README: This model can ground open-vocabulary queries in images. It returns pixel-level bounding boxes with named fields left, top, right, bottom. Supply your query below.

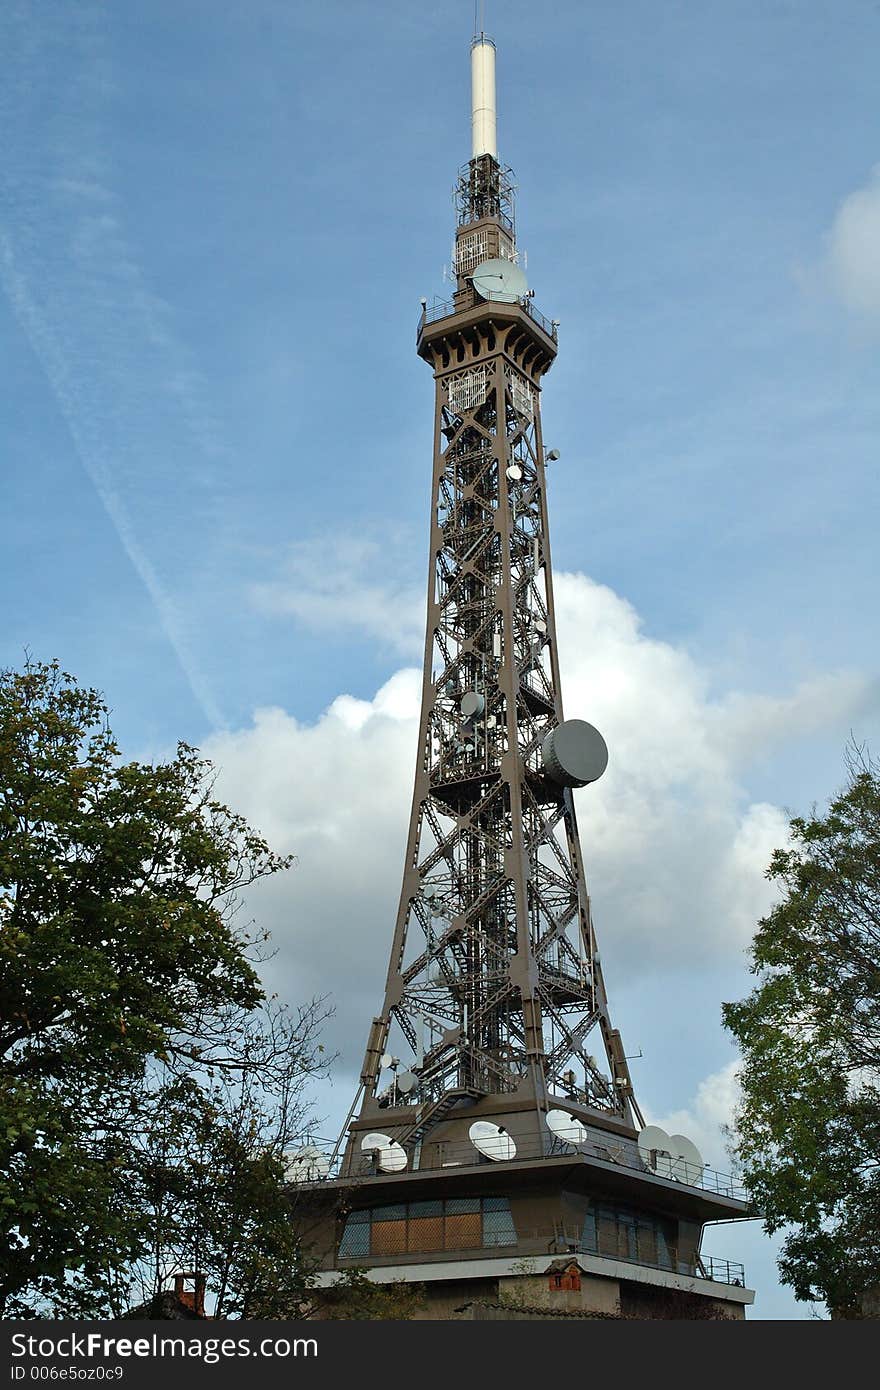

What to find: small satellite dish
left=361, top=1132, right=407, bottom=1173
left=546, top=449, right=561, bottom=461
left=396, top=1070, right=418, bottom=1095
left=460, top=691, right=485, bottom=721
left=545, top=1109, right=588, bottom=1147
left=283, top=1145, right=330, bottom=1182
left=541, top=720, right=609, bottom=788
left=533, top=618, right=547, bottom=635
left=379, top=1053, right=394, bottom=1070
left=469, top=1120, right=517, bottom=1162
left=506, top=463, right=523, bottom=482
left=470, top=257, right=529, bottom=304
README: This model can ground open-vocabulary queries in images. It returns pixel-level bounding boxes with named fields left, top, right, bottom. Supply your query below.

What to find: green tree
left=315, top=1267, right=425, bottom=1320
left=119, top=998, right=333, bottom=1320
left=723, top=750, right=880, bottom=1317
left=0, top=659, right=324, bottom=1317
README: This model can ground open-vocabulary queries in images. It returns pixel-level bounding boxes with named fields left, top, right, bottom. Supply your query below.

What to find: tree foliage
left=315, top=1267, right=425, bottom=1320
left=0, top=659, right=329, bottom=1318
left=723, top=749, right=880, bottom=1316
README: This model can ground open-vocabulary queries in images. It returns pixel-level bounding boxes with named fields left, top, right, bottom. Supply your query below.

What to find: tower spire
left=471, top=32, right=497, bottom=158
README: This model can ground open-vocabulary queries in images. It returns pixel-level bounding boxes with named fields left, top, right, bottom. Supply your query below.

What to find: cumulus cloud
left=650, top=1060, right=741, bottom=1171
left=249, top=533, right=425, bottom=657
left=203, top=571, right=867, bottom=1074
left=825, top=165, right=880, bottom=318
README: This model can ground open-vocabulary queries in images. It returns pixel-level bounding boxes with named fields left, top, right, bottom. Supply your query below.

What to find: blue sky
left=2, top=0, right=879, bottom=1318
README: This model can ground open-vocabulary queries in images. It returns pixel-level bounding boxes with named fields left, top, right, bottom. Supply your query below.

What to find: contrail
left=0, top=0, right=227, bottom=730
left=0, top=232, right=225, bottom=732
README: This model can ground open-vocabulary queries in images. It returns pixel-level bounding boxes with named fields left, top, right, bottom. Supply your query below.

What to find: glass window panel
left=371, top=1220, right=408, bottom=1256
left=409, top=1200, right=443, bottom=1217
left=444, top=1212, right=482, bottom=1249
left=637, top=1226, right=658, bottom=1266
left=445, top=1197, right=480, bottom=1214
left=597, top=1212, right=618, bottom=1258
left=581, top=1209, right=598, bottom=1253
left=339, top=1218, right=370, bottom=1257
left=372, top=1203, right=406, bottom=1222
left=481, top=1196, right=510, bottom=1212
left=407, top=1215, right=444, bottom=1252
left=482, top=1208, right=517, bottom=1246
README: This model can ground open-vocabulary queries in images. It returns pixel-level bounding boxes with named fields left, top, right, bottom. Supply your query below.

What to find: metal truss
left=356, top=299, right=642, bottom=1133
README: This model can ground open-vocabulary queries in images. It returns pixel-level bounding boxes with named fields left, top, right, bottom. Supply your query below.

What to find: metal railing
left=522, top=1227, right=746, bottom=1288
left=699, top=1256, right=747, bottom=1287
left=292, top=1129, right=747, bottom=1202
left=335, top=1217, right=746, bottom=1288
left=419, top=296, right=558, bottom=341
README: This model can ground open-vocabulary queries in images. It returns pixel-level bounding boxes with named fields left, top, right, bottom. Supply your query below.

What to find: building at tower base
left=293, top=1106, right=753, bottom=1319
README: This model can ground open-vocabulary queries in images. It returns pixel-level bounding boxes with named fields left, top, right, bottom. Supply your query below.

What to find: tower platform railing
left=334, top=1218, right=747, bottom=1288
left=291, top=1131, right=747, bottom=1202
left=419, top=295, right=559, bottom=341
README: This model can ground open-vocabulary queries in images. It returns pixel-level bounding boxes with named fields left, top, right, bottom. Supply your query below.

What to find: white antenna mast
left=471, top=11, right=497, bottom=159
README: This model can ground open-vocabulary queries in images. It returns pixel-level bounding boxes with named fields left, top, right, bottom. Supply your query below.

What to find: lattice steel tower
left=343, top=33, right=642, bottom=1151
left=298, top=30, right=754, bottom=1320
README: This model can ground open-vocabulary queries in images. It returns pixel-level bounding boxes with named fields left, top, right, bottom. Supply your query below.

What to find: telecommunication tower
left=294, top=30, right=755, bottom=1320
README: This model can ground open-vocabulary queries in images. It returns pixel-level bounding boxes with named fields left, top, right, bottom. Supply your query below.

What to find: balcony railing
left=290, top=1128, right=747, bottom=1202
left=520, top=1227, right=746, bottom=1288
left=419, top=296, right=558, bottom=341
left=335, top=1217, right=746, bottom=1289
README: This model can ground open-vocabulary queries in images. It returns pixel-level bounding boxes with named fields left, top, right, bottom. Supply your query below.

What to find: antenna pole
left=471, top=32, right=497, bottom=158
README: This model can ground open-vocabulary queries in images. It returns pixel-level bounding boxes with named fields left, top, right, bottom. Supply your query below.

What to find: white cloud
left=825, top=165, right=880, bottom=318
left=203, top=570, right=867, bottom=1072
left=650, top=1059, right=741, bottom=1171
left=250, top=533, right=424, bottom=656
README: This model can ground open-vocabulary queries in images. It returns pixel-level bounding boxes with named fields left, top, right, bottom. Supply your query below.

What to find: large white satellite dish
left=638, top=1125, right=703, bottom=1185
left=545, top=1109, right=588, bottom=1147
left=668, top=1133, right=703, bottom=1181
left=637, top=1125, right=675, bottom=1176
left=360, top=1132, right=407, bottom=1173
left=470, top=257, right=529, bottom=304
left=283, top=1145, right=330, bottom=1182
left=469, top=1120, right=517, bottom=1162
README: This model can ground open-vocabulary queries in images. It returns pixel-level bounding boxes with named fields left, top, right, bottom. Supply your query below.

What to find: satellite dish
left=541, top=720, right=609, bottom=788
left=470, top=257, right=529, bottom=304
left=637, top=1126, right=703, bottom=1184
left=668, top=1133, right=703, bottom=1181
left=545, top=1109, right=588, bottom=1147
left=283, top=1145, right=330, bottom=1182
left=379, top=1053, right=394, bottom=1070
left=506, top=463, right=523, bottom=482
left=361, top=1132, right=407, bottom=1173
left=637, top=1125, right=675, bottom=1176
left=469, top=1120, right=517, bottom=1162
left=396, top=1070, right=418, bottom=1095
left=460, top=691, right=485, bottom=721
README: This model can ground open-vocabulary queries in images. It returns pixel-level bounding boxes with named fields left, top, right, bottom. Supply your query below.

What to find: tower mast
left=295, top=29, right=755, bottom=1321
left=349, top=25, right=639, bottom=1146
